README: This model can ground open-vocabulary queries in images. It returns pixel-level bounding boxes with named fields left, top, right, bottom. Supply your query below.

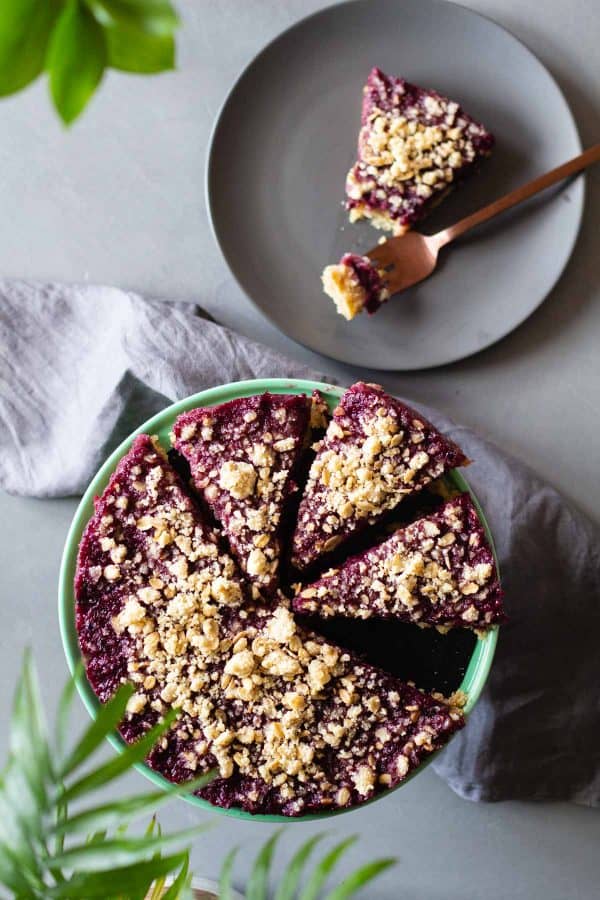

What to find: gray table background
left=1, top=0, right=599, bottom=897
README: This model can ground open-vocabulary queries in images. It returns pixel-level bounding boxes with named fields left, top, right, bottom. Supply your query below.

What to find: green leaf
left=323, top=859, right=396, bottom=900
left=87, top=0, right=179, bottom=36
left=45, top=852, right=189, bottom=898
left=106, top=21, right=175, bottom=72
left=10, top=649, right=52, bottom=814
left=247, top=830, right=282, bottom=900
left=52, top=774, right=214, bottom=837
left=47, top=0, right=107, bottom=125
left=0, top=0, right=61, bottom=96
left=86, top=829, right=108, bottom=845
left=143, top=875, right=167, bottom=900
left=218, top=846, right=239, bottom=900
left=298, top=837, right=358, bottom=900
left=55, top=662, right=83, bottom=761
left=161, top=852, right=191, bottom=899
left=60, top=708, right=177, bottom=804
left=0, top=840, right=41, bottom=895
left=274, top=833, right=327, bottom=900
left=0, top=760, right=43, bottom=853
left=59, top=682, right=133, bottom=778
left=50, top=824, right=207, bottom=870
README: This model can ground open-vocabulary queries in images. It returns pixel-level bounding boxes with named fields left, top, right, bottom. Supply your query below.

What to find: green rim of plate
left=58, top=378, right=499, bottom=822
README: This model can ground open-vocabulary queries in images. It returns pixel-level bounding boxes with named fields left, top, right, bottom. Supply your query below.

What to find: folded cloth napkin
left=1, top=280, right=598, bottom=807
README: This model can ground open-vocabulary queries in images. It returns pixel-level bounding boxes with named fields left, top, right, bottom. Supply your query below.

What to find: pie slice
left=196, top=607, right=465, bottom=815
left=322, top=253, right=390, bottom=320
left=75, top=434, right=246, bottom=702
left=294, top=493, right=505, bottom=633
left=346, top=67, right=494, bottom=235
left=112, top=595, right=465, bottom=816
left=291, top=382, right=468, bottom=570
left=172, top=392, right=325, bottom=596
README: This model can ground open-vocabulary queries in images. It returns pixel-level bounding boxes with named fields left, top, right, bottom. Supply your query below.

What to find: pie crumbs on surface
left=293, top=493, right=506, bottom=632
left=291, top=382, right=468, bottom=571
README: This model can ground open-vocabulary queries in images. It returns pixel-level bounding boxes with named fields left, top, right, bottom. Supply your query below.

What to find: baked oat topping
left=345, top=68, right=494, bottom=235
left=291, top=382, right=468, bottom=570
left=172, top=392, right=323, bottom=595
left=75, top=434, right=245, bottom=699
left=75, top=430, right=466, bottom=817
left=294, top=493, right=506, bottom=633
left=322, top=253, right=390, bottom=320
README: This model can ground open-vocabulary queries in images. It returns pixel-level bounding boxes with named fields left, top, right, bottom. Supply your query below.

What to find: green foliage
left=222, top=831, right=396, bottom=900
left=0, top=0, right=61, bottom=97
left=0, top=0, right=179, bottom=124
left=47, top=1, right=107, bottom=125
left=0, top=651, right=209, bottom=898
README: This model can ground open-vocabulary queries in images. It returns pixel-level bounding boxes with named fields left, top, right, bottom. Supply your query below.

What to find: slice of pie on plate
left=294, top=493, right=506, bottom=633
left=291, top=382, right=468, bottom=571
left=346, top=67, right=494, bottom=235
left=172, top=392, right=326, bottom=596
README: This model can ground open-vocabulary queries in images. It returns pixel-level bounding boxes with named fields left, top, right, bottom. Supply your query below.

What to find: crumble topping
left=291, top=382, right=468, bottom=570
left=294, top=493, right=506, bottom=632
left=346, top=68, right=494, bottom=234
left=75, top=430, right=466, bottom=817
left=117, top=593, right=463, bottom=811
left=322, top=253, right=390, bottom=320
left=172, top=393, right=322, bottom=594
left=219, top=460, right=257, bottom=500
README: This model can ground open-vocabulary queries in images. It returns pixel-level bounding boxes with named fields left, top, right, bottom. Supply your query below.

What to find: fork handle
left=436, top=142, right=600, bottom=248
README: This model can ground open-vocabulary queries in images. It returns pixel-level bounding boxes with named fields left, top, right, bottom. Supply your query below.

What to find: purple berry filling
left=291, top=382, right=468, bottom=571
left=342, top=253, right=389, bottom=315
left=294, top=493, right=506, bottom=632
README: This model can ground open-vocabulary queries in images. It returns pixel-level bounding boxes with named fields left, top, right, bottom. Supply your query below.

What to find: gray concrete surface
left=0, top=1, right=599, bottom=897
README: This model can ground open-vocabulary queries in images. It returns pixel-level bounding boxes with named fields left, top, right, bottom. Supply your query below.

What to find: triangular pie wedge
left=172, top=392, right=325, bottom=595
left=196, top=606, right=465, bottom=815
left=294, top=493, right=506, bottom=634
left=291, top=382, right=468, bottom=571
left=75, top=434, right=245, bottom=701
left=346, top=67, right=494, bottom=235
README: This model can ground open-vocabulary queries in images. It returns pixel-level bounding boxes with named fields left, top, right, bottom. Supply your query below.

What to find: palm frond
left=323, top=858, right=397, bottom=899
left=0, top=650, right=210, bottom=899
left=223, top=831, right=397, bottom=900
left=60, top=707, right=178, bottom=803
left=218, top=845, right=239, bottom=900
left=299, top=836, right=358, bottom=900
left=246, top=830, right=283, bottom=900
left=273, top=833, right=327, bottom=900
left=44, top=852, right=190, bottom=898
left=54, top=662, right=83, bottom=759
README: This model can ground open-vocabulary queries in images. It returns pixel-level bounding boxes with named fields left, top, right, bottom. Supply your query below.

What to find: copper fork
left=367, top=143, right=600, bottom=296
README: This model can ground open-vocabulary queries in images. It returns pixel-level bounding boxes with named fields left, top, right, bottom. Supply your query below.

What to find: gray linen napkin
left=1, top=280, right=598, bottom=807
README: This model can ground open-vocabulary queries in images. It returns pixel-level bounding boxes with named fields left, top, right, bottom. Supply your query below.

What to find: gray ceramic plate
left=206, top=0, right=584, bottom=370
